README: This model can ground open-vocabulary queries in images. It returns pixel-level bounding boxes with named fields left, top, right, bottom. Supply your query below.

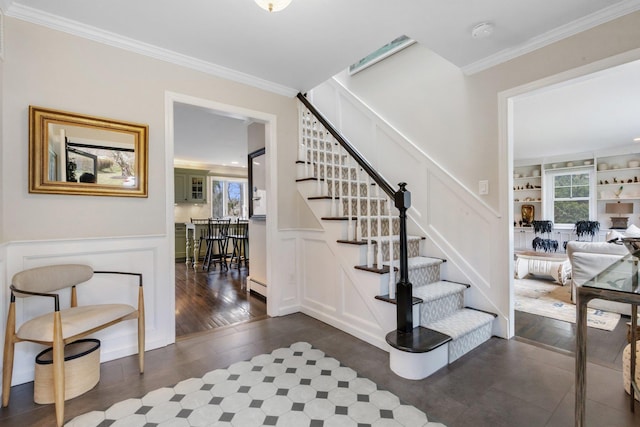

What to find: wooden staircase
left=296, top=93, right=496, bottom=379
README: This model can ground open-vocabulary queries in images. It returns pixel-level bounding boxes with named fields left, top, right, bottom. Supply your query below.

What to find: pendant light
left=254, top=0, right=292, bottom=12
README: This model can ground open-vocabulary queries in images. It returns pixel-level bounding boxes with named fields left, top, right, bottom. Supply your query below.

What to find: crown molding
left=5, top=3, right=298, bottom=97
left=462, top=0, right=640, bottom=75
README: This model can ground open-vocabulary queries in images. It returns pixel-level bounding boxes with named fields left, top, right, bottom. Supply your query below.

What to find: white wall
left=311, top=11, right=640, bottom=338
left=1, top=17, right=302, bottom=386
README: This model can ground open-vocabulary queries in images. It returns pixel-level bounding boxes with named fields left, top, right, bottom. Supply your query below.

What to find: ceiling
left=4, top=0, right=640, bottom=165
left=513, top=58, right=640, bottom=162
left=5, top=0, right=640, bottom=94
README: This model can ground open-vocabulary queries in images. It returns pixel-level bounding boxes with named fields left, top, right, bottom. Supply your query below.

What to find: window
left=545, top=168, right=595, bottom=226
left=211, top=178, right=248, bottom=218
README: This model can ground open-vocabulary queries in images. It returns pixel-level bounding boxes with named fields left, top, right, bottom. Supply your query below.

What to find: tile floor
left=1, top=313, right=639, bottom=427
left=66, top=342, right=442, bottom=426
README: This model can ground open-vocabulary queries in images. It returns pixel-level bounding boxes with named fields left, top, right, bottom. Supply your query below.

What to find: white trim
left=6, top=4, right=297, bottom=97
left=164, top=91, right=278, bottom=322
left=462, top=0, right=640, bottom=75
left=500, top=47, right=640, bottom=341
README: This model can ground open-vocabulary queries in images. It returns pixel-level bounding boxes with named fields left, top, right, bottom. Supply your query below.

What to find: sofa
left=566, top=240, right=632, bottom=315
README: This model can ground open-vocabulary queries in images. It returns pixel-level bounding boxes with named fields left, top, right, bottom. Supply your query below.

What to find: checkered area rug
left=66, top=342, right=445, bottom=427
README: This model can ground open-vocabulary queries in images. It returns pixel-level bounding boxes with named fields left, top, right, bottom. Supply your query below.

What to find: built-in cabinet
left=174, top=168, right=208, bottom=203
left=513, top=151, right=640, bottom=251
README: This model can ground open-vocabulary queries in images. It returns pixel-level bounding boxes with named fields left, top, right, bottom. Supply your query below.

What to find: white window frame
left=210, top=176, right=249, bottom=219
left=544, top=167, right=596, bottom=228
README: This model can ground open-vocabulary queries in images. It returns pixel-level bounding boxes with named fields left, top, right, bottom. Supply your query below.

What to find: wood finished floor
left=515, top=309, right=630, bottom=369
left=175, top=261, right=267, bottom=337
left=1, top=313, right=639, bottom=427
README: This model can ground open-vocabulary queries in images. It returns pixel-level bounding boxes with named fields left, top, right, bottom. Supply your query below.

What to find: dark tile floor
left=1, top=313, right=638, bottom=426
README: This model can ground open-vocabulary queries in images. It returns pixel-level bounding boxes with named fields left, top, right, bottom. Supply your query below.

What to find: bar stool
left=203, top=218, right=231, bottom=271
left=228, top=219, right=249, bottom=269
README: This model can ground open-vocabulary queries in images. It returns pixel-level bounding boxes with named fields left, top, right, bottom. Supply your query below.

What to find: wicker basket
left=34, top=339, right=100, bottom=404
left=622, top=343, right=640, bottom=401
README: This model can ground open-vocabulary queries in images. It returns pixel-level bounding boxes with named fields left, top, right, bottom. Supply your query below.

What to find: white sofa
left=566, top=240, right=632, bottom=315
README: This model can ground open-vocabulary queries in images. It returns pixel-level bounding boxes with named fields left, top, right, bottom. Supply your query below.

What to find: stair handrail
left=297, top=92, right=414, bottom=333
left=297, top=93, right=395, bottom=199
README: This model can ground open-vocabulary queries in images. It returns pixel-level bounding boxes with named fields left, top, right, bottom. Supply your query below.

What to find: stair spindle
left=315, top=121, right=322, bottom=196
left=366, top=174, right=373, bottom=268
left=329, top=135, right=337, bottom=217
left=346, top=149, right=354, bottom=240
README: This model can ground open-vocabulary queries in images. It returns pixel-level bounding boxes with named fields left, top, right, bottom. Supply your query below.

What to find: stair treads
left=373, top=235, right=424, bottom=243
left=425, top=309, right=495, bottom=340
left=387, top=256, right=444, bottom=269
left=412, top=281, right=466, bottom=303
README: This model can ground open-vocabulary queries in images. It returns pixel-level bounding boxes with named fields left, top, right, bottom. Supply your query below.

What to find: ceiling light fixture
left=471, top=22, right=494, bottom=39
left=254, top=0, right=292, bottom=12
left=634, top=137, right=640, bottom=142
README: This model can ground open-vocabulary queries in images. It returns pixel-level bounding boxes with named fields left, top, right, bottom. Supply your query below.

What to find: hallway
left=175, top=261, right=267, bottom=337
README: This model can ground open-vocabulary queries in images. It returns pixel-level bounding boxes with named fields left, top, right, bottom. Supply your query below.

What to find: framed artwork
left=348, top=35, right=416, bottom=75
left=248, top=148, right=266, bottom=219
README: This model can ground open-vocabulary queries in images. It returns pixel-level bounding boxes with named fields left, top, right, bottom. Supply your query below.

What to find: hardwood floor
left=175, top=261, right=267, bottom=337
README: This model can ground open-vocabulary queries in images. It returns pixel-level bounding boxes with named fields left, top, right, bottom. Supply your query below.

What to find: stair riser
left=328, top=181, right=375, bottom=198
left=304, top=151, right=347, bottom=165
left=360, top=217, right=400, bottom=237
left=447, top=323, right=492, bottom=362
left=341, top=199, right=388, bottom=217
left=419, top=293, right=464, bottom=325
left=407, top=264, right=441, bottom=288
left=374, top=239, right=420, bottom=262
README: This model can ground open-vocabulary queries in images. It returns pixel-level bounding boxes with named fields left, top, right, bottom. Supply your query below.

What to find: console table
left=575, top=252, right=639, bottom=426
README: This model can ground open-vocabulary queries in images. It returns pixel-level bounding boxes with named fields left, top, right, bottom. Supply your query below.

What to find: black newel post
left=394, top=182, right=413, bottom=333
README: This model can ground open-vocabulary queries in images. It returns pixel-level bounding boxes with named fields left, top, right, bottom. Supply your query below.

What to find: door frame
left=499, top=48, right=640, bottom=336
left=164, top=91, right=278, bottom=341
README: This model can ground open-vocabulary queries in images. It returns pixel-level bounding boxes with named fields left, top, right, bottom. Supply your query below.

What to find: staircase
left=296, top=93, right=496, bottom=379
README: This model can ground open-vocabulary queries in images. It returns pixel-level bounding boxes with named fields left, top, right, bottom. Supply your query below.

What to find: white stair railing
left=298, top=102, right=402, bottom=292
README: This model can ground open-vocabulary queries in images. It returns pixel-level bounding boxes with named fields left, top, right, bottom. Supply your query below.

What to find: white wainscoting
left=1, top=235, right=173, bottom=386
left=298, top=232, right=392, bottom=351
left=308, top=80, right=510, bottom=338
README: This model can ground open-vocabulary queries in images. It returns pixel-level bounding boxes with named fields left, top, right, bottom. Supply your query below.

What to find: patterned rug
left=515, top=278, right=620, bottom=331
left=66, top=342, right=445, bottom=427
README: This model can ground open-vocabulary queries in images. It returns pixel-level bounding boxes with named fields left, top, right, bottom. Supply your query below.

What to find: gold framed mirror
left=29, top=106, right=149, bottom=197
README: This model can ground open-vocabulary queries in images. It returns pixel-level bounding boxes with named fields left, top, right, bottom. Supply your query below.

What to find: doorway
left=504, top=52, right=640, bottom=360
left=165, top=92, right=275, bottom=339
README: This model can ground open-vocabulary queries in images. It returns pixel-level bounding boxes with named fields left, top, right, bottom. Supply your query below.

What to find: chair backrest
left=12, top=264, right=94, bottom=296
left=230, top=219, right=249, bottom=238
left=206, top=218, right=231, bottom=239
left=190, top=218, right=210, bottom=225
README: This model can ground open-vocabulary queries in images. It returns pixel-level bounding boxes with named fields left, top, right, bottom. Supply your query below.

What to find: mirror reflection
left=30, top=106, right=148, bottom=197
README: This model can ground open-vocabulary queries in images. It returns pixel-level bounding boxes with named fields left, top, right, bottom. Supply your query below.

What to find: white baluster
left=329, top=136, right=336, bottom=217
left=366, top=175, right=373, bottom=268
left=303, top=111, right=310, bottom=177
left=346, top=148, right=353, bottom=240
left=315, top=121, right=322, bottom=196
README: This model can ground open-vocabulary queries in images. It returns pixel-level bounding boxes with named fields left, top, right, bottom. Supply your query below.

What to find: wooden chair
left=203, top=218, right=231, bottom=271
left=228, top=219, right=249, bottom=269
left=2, top=264, right=145, bottom=427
